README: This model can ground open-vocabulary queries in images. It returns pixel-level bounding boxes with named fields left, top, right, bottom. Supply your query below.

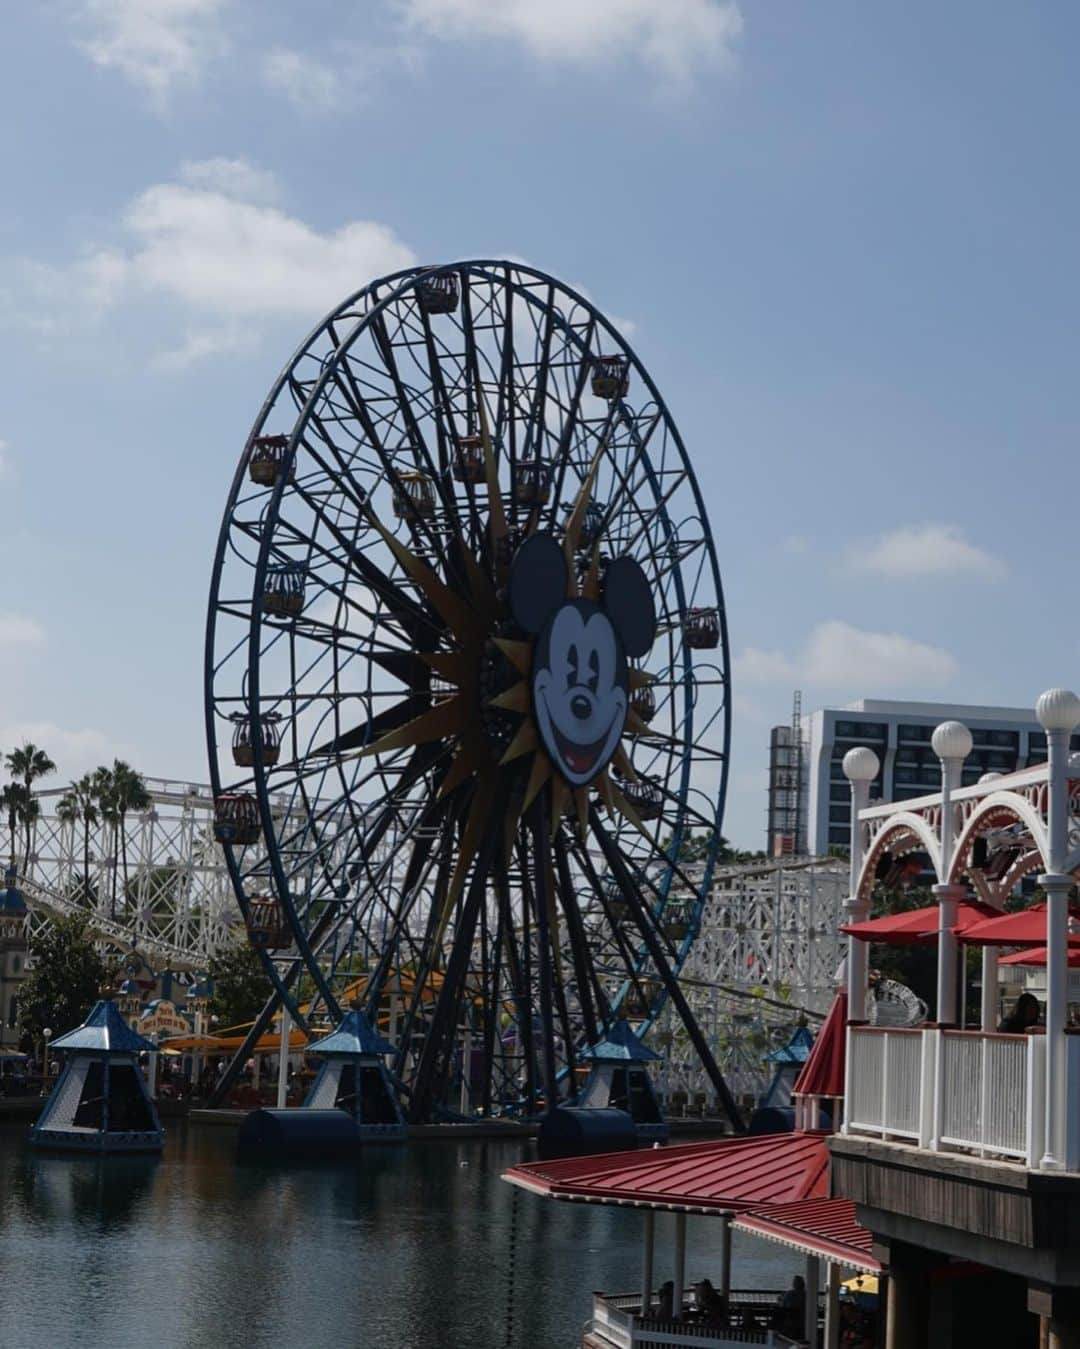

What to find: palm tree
left=70, top=774, right=100, bottom=907
left=5, top=743, right=56, bottom=864
left=108, top=761, right=151, bottom=916
left=0, top=783, right=27, bottom=871
left=94, top=767, right=120, bottom=918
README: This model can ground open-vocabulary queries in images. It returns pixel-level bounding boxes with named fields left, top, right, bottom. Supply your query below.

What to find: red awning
left=841, top=899, right=999, bottom=946
left=999, top=945, right=1080, bottom=968
left=734, top=1197, right=880, bottom=1273
left=961, top=902, right=1080, bottom=947
left=501, top=1131, right=829, bottom=1215
left=793, top=992, right=846, bottom=1099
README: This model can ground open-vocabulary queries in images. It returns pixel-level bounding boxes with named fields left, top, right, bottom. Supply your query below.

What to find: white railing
left=845, top=1026, right=1047, bottom=1166
left=846, top=1027, right=922, bottom=1139
left=588, top=1294, right=799, bottom=1348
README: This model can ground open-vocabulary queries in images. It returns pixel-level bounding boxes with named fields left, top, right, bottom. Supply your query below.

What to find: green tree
left=208, top=943, right=272, bottom=1028
left=5, top=743, right=55, bottom=865
left=108, top=761, right=151, bottom=915
left=0, top=783, right=28, bottom=870
left=67, top=774, right=101, bottom=906
left=18, top=914, right=109, bottom=1049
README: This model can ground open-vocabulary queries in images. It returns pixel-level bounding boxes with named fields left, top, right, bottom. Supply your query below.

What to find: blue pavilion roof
left=308, top=1008, right=394, bottom=1058
left=583, top=1019, right=661, bottom=1063
left=765, top=1024, right=815, bottom=1064
left=51, top=999, right=158, bottom=1054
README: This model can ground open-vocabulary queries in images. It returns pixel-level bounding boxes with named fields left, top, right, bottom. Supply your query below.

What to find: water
left=0, top=1122, right=801, bottom=1349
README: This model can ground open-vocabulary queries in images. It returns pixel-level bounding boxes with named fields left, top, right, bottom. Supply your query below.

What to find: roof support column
left=719, top=1212, right=732, bottom=1301
left=1036, top=688, right=1080, bottom=1172
left=672, top=1212, right=686, bottom=1321
left=804, top=1254, right=820, bottom=1348
left=932, top=884, right=964, bottom=1026
left=842, top=748, right=879, bottom=1024
left=824, top=1262, right=841, bottom=1349
left=932, top=720, right=972, bottom=1028
left=981, top=945, right=1000, bottom=1032
left=640, top=1209, right=655, bottom=1317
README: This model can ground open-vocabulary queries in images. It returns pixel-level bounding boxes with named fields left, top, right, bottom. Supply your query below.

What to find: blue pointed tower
left=237, top=1004, right=405, bottom=1155
left=578, top=1020, right=668, bottom=1143
left=31, top=997, right=164, bottom=1152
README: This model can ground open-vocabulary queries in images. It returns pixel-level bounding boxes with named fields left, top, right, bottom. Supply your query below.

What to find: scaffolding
left=766, top=690, right=807, bottom=857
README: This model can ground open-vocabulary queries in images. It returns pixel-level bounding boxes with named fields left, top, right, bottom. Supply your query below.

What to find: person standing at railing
left=998, top=992, right=1041, bottom=1034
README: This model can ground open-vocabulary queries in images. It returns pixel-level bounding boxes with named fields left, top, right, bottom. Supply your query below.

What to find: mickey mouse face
left=509, top=535, right=656, bottom=788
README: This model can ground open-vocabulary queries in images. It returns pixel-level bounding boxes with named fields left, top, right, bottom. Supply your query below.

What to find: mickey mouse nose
left=570, top=693, right=591, bottom=721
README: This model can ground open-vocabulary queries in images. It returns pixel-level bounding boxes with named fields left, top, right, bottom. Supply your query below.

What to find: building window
left=835, top=721, right=887, bottom=742
left=898, top=724, right=934, bottom=743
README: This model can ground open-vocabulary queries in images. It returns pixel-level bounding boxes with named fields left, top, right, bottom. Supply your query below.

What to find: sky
left=1, top=1, right=1078, bottom=849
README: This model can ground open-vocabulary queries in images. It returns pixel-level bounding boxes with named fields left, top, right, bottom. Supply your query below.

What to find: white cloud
left=740, top=619, right=956, bottom=693
left=0, top=615, right=46, bottom=648
left=4, top=159, right=417, bottom=363
left=0, top=439, right=8, bottom=478
left=262, top=48, right=344, bottom=113
left=74, top=0, right=229, bottom=100
left=398, top=0, right=742, bottom=86
left=261, top=43, right=424, bottom=115
left=178, top=157, right=280, bottom=205
left=859, top=524, right=1006, bottom=581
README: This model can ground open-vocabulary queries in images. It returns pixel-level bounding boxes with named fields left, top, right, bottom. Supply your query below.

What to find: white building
left=803, top=698, right=1080, bottom=856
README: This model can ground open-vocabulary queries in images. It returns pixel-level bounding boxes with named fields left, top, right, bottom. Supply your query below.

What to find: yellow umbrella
left=841, top=1274, right=879, bottom=1298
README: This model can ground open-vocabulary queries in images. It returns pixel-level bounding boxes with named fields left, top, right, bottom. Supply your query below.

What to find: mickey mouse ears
left=508, top=535, right=567, bottom=633
left=508, top=532, right=656, bottom=657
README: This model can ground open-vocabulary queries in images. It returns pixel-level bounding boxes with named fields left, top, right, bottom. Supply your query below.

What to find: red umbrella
left=793, top=991, right=847, bottom=1099
left=998, top=946, right=1080, bottom=968
left=841, top=899, right=1000, bottom=946
left=960, top=902, right=1080, bottom=947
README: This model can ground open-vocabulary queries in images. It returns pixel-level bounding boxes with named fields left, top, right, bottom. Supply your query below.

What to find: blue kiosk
left=31, top=997, right=164, bottom=1153
left=237, top=1005, right=406, bottom=1155
left=578, top=1020, right=668, bottom=1143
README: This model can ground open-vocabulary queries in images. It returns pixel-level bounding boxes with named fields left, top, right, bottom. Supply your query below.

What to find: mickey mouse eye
left=587, top=649, right=599, bottom=693
left=567, top=643, right=579, bottom=688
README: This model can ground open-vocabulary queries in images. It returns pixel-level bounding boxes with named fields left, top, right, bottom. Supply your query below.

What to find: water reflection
left=0, top=1124, right=800, bottom=1349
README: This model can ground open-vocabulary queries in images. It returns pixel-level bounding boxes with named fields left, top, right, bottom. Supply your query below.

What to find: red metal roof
left=793, top=991, right=846, bottom=1099
left=501, top=1131, right=829, bottom=1214
left=734, top=1197, right=880, bottom=1273
left=841, top=899, right=998, bottom=945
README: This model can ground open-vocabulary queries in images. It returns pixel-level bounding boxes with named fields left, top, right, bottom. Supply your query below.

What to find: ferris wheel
left=205, top=260, right=733, bottom=1122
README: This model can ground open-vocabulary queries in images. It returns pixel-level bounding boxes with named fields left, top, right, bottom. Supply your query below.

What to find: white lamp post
left=842, top=746, right=880, bottom=1023
left=41, top=1027, right=52, bottom=1095
left=931, top=720, right=973, bottom=1027
left=1035, top=688, right=1080, bottom=1170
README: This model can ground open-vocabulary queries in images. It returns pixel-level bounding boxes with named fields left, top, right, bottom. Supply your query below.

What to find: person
left=695, top=1279, right=728, bottom=1328
left=999, top=992, right=1041, bottom=1033
left=774, top=1275, right=806, bottom=1336
left=655, top=1281, right=675, bottom=1321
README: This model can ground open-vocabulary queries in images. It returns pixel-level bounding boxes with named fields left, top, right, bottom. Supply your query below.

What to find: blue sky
left=1, top=1, right=1078, bottom=847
